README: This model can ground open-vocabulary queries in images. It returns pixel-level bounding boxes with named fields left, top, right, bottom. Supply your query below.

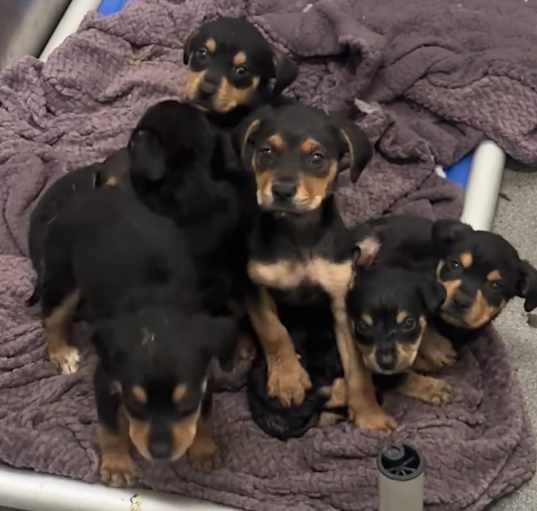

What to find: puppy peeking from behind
left=183, top=16, right=298, bottom=127
left=236, top=102, right=401, bottom=432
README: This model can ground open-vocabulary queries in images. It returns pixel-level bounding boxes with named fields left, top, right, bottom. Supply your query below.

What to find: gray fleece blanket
left=0, top=0, right=536, bottom=509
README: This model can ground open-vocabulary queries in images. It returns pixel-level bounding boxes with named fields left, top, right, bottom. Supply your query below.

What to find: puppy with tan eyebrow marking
left=183, top=16, right=298, bottom=128
left=346, top=266, right=453, bottom=406
left=236, top=103, right=397, bottom=432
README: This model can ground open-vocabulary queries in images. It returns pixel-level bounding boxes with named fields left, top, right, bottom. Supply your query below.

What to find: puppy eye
left=234, top=65, right=249, bottom=77
left=310, top=152, right=325, bottom=166
left=355, top=319, right=371, bottom=334
left=489, top=280, right=503, bottom=290
left=446, top=259, right=461, bottom=272
left=195, top=47, right=208, bottom=60
left=401, top=317, right=417, bottom=331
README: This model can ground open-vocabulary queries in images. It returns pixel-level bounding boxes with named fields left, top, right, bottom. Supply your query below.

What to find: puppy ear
left=233, top=117, right=262, bottom=169
left=353, top=234, right=381, bottom=269
left=128, top=129, right=167, bottom=182
left=420, top=279, right=447, bottom=313
left=182, top=30, right=198, bottom=65
left=202, top=316, right=239, bottom=372
left=432, top=219, right=473, bottom=248
left=335, top=119, right=372, bottom=183
left=518, top=259, right=537, bottom=312
left=271, top=50, right=298, bottom=96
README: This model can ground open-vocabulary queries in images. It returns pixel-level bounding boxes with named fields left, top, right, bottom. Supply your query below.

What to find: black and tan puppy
left=236, top=103, right=397, bottom=431
left=363, top=215, right=537, bottom=367
left=346, top=266, right=453, bottom=406
left=183, top=16, right=298, bottom=127
left=39, top=184, right=236, bottom=486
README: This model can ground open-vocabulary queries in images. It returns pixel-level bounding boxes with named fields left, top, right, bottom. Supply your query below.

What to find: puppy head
left=346, top=267, right=445, bottom=375
left=235, top=104, right=372, bottom=214
left=93, top=308, right=237, bottom=462
left=128, top=100, right=215, bottom=184
left=183, top=17, right=297, bottom=114
left=433, top=220, right=537, bottom=329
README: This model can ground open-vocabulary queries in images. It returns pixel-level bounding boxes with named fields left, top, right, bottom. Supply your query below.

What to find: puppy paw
left=417, top=377, right=453, bottom=405
left=49, top=345, right=80, bottom=375
left=350, top=403, right=397, bottom=432
left=267, top=357, right=312, bottom=407
left=419, top=332, right=457, bottom=371
left=188, top=438, right=222, bottom=472
left=425, top=341, right=457, bottom=369
left=100, top=453, right=140, bottom=488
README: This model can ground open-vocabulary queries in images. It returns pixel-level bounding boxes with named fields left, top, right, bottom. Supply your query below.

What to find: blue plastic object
left=445, top=152, right=473, bottom=188
left=98, top=0, right=126, bottom=15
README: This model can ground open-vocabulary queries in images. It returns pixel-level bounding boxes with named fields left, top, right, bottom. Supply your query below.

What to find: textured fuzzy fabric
left=0, top=0, right=535, bottom=509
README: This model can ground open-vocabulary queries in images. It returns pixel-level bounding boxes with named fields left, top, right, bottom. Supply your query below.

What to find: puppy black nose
left=376, top=350, right=396, bottom=371
left=199, top=79, right=219, bottom=96
left=272, top=182, right=297, bottom=201
left=452, top=292, right=473, bottom=310
left=149, top=439, right=172, bottom=460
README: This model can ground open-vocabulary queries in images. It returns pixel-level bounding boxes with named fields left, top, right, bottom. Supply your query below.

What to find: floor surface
left=488, top=167, right=537, bottom=510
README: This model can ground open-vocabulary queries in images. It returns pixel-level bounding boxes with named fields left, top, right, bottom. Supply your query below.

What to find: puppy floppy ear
left=128, top=129, right=167, bottom=182
left=517, top=259, right=537, bottom=312
left=420, top=279, right=447, bottom=314
left=335, top=119, right=372, bottom=183
left=353, top=234, right=381, bottom=269
left=432, top=219, right=473, bottom=248
left=271, top=50, right=298, bottom=97
left=233, top=117, right=262, bottom=169
left=201, top=316, right=239, bottom=372
left=182, top=30, right=198, bottom=65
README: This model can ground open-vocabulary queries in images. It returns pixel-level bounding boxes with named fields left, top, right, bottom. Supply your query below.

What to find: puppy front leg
left=396, top=371, right=453, bottom=405
left=42, top=287, right=81, bottom=375
left=94, top=364, right=140, bottom=488
left=246, top=287, right=311, bottom=407
left=188, top=388, right=222, bottom=471
left=332, top=303, right=396, bottom=431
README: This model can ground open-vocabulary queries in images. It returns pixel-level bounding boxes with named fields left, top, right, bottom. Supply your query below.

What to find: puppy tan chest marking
left=248, top=258, right=352, bottom=297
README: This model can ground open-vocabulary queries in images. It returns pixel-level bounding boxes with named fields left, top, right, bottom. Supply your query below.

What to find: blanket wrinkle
left=0, top=0, right=534, bottom=509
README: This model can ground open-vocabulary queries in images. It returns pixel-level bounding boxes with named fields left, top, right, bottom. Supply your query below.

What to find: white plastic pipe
left=39, top=0, right=102, bottom=61
left=0, top=465, right=233, bottom=511
left=460, top=140, right=506, bottom=231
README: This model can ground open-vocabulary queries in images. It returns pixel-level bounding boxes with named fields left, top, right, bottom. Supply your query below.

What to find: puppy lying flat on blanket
left=363, top=215, right=537, bottom=369
left=236, top=102, right=400, bottom=431
left=183, top=16, right=298, bottom=128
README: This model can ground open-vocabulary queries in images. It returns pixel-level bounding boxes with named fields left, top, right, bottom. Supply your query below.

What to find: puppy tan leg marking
left=397, top=371, right=453, bottom=405
left=418, top=327, right=457, bottom=371
left=98, top=412, right=140, bottom=488
left=44, top=290, right=81, bottom=374
left=247, top=288, right=311, bottom=407
left=188, top=415, right=221, bottom=472
left=323, top=378, right=348, bottom=408
left=332, top=301, right=396, bottom=431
